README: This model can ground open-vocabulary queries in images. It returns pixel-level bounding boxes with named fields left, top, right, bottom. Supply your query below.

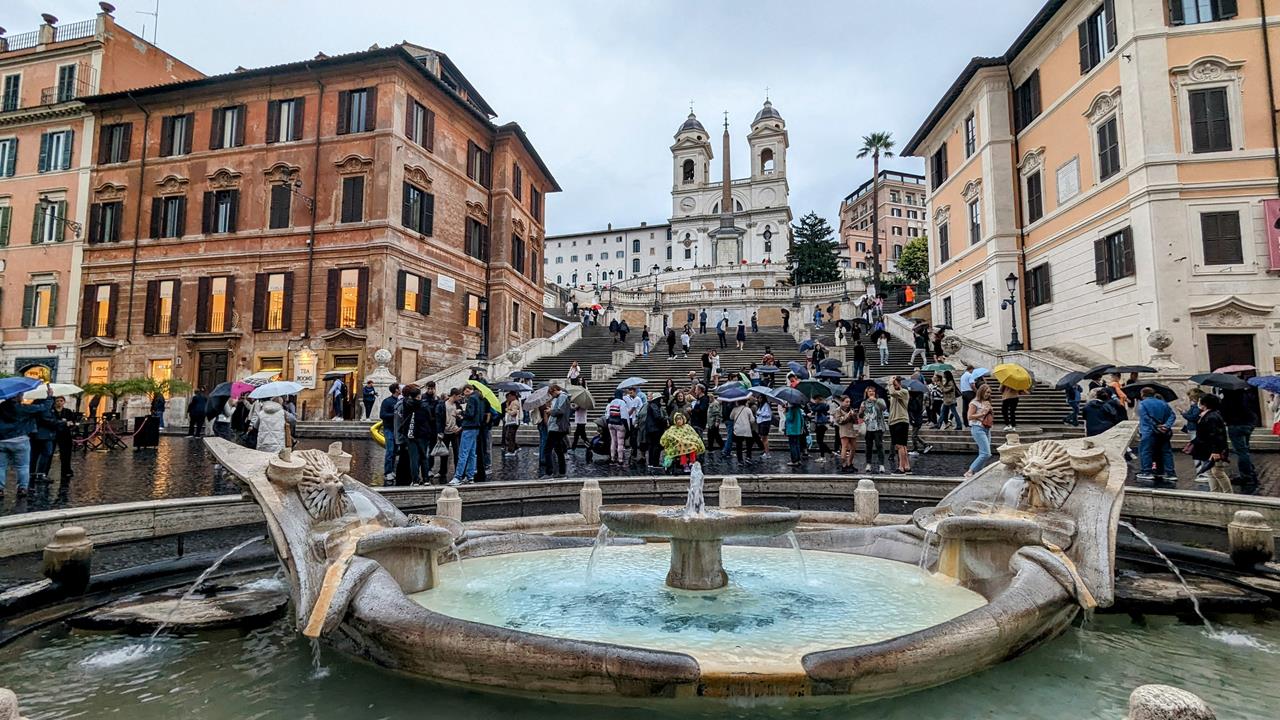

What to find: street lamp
left=594, top=263, right=601, bottom=298
left=650, top=264, right=661, bottom=313
left=38, top=196, right=81, bottom=239
left=476, top=296, right=490, bottom=360
left=606, top=283, right=615, bottom=312
left=1000, top=272, right=1023, bottom=351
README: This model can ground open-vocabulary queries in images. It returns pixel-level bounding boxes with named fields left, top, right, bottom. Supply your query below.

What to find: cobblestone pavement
left=0, top=433, right=1274, bottom=515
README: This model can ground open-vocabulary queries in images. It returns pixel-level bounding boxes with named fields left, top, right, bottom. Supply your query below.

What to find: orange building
left=79, top=43, right=557, bottom=419
left=0, top=6, right=200, bottom=383
left=838, top=170, right=927, bottom=273
left=904, top=0, right=1280, bottom=373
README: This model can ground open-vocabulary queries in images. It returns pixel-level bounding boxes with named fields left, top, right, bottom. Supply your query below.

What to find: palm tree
left=856, top=132, right=896, bottom=291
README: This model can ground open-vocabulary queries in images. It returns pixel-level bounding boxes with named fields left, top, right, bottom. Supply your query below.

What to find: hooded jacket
left=251, top=400, right=290, bottom=454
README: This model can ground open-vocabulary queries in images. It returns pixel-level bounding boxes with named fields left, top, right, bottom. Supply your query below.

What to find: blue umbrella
left=799, top=339, right=816, bottom=351
left=757, top=365, right=780, bottom=374
left=817, top=369, right=843, bottom=380
left=0, top=376, right=42, bottom=402
left=904, top=379, right=928, bottom=393
left=971, top=367, right=991, bottom=381
left=749, top=386, right=775, bottom=399
left=716, top=385, right=750, bottom=402
left=773, top=387, right=808, bottom=406
left=787, top=361, right=810, bottom=380
left=1247, top=376, right=1280, bottom=394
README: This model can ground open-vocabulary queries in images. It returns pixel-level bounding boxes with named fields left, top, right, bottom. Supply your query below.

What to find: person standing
left=1082, top=388, right=1121, bottom=437
left=858, top=387, right=887, bottom=473
left=150, top=392, right=167, bottom=430
left=1220, top=386, right=1259, bottom=493
left=420, top=382, right=445, bottom=485
left=1000, top=383, right=1026, bottom=431
left=689, top=385, right=709, bottom=437
left=547, top=384, right=571, bottom=478
left=450, top=386, right=483, bottom=486
left=877, top=333, right=890, bottom=366
left=329, top=376, right=346, bottom=421
left=361, top=380, right=377, bottom=420
left=705, top=395, right=723, bottom=451
left=250, top=398, right=293, bottom=455
left=716, top=318, right=728, bottom=349
left=1190, top=393, right=1233, bottom=493
left=535, top=401, right=552, bottom=478
left=605, top=397, right=628, bottom=465
left=1062, top=382, right=1082, bottom=427
left=781, top=309, right=791, bottom=334
left=699, top=309, right=708, bottom=334
left=735, top=321, right=746, bottom=351
left=641, top=327, right=651, bottom=358
left=887, top=377, right=911, bottom=474
left=680, top=328, right=691, bottom=357
left=959, top=364, right=975, bottom=421
left=784, top=401, right=806, bottom=467
left=813, top=305, right=824, bottom=329
left=212, top=397, right=234, bottom=441
left=567, top=361, right=581, bottom=387
left=666, top=328, right=677, bottom=360
left=438, top=388, right=462, bottom=484
left=835, top=395, right=859, bottom=470
left=1136, top=387, right=1176, bottom=484
left=379, top=383, right=401, bottom=483
left=909, top=324, right=928, bottom=367
left=0, top=388, right=52, bottom=499
left=907, top=381, right=930, bottom=456
left=29, top=402, right=58, bottom=482
left=622, top=387, right=644, bottom=463
left=52, top=397, right=77, bottom=481
left=188, top=388, right=209, bottom=437
left=502, top=391, right=521, bottom=457
left=750, top=311, right=759, bottom=333
left=395, top=385, right=424, bottom=486
left=728, top=400, right=754, bottom=462
left=965, top=385, right=994, bottom=478
left=811, top=396, right=832, bottom=463
left=571, top=400, right=590, bottom=453
left=643, top=393, right=669, bottom=469
left=934, top=371, right=961, bottom=430
left=852, top=341, right=866, bottom=380
left=701, top=351, right=715, bottom=387
left=754, top=399, right=774, bottom=458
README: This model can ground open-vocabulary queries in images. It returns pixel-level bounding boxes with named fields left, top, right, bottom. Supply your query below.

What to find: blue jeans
left=968, top=425, right=991, bottom=474
left=879, top=347, right=889, bottom=364
left=454, top=429, right=479, bottom=481
left=787, top=434, right=804, bottom=463
left=1138, top=432, right=1175, bottom=478
left=0, top=437, right=32, bottom=492
left=1227, top=425, right=1256, bottom=482
left=853, top=360, right=865, bottom=379
left=383, top=435, right=398, bottom=476
left=642, top=340, right=650, bottom=357
left=935, top=403, right=961, bottom=429
left=1064, top=398, right=1080, bottom=425
left=721, top=430, right=734, bottom=459
left=537, top=424, right=551, bottom=475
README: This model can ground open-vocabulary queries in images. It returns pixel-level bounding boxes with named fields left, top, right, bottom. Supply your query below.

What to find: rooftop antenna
left=136, top=0, right=159, bottom=44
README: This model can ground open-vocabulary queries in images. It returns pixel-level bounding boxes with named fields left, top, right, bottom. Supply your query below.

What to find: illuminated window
left=95, top=284, right=111, bottom=336
left=86, top=359, right=108, bottom=387
left=466, top=294, right=481, bottom=328
left=403, top=273, right=420, bottom=311
left=210, top=277, right=228, bottom=333
left=22, top=281, right=57, bottom=328
left=266, top=273, right=286, bottom=330
left=149, top=359, right=173, bottom=392
left=339, top=268, right=360, bottom=328
left=156, top=280, right=174, bottom=332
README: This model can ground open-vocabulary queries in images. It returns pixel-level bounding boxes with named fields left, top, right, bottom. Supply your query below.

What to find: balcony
left=40, top=75, right=95, bottom=105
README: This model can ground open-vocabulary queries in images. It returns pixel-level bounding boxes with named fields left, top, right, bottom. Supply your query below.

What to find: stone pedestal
left=854, top=479, right=879, bottom=524
left=579, top=479, right=602, bottom=524
left=718, top=477, right=741, bottom=508
left=366, top=348, right=398, bottom=412
left=42, top=526, right=93, bottom=595
left=0, top=688, right=29, bottom=720
left=1227, top=510, right=1274, bottom=568
left=667, top=539, right=728, bottom=591
left=327, top=442, right=352, bottom=474
left=436, top=487, right=462, bottom=521
left=1127, top=684, right=1215, bottom=720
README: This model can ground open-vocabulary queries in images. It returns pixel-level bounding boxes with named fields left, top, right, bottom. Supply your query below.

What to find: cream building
left=903, top=0, right=1280, bottom=374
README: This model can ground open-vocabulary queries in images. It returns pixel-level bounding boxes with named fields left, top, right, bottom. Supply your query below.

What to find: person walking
left=394, top=385, right=424, bottom=486
left=754, top=399, right=774, bottom=458
left=0, top=387, right=52, bottom=499
left=751, top=311, right=759, bottom=333
left=666, top=328, right=677, bottom=359
left=1000, top=383, right=1026, bottom=431
left=784, top=401, right=806, bottom=467
left=835, top=395, right=860, bottom=470
left=934, top=371, right=961, bottom=430
left=643, top=393, right=670, bottom=469
left=567, top=361, right=581, bottom=387
left=329, top=376, right=346, bottom=420
left=502, top=391, right=521, bottom=456
left=1190, top=393, right=1232, bottom=493
left=716, top=318, right=728, bottom=349
left=641, top=327, right=651, bottom=358
left=250, top=398, right=291, bottom=455
left=699, top=309, right=708, bottom=334
left=907, top=381, right=931, bottom=456
left=438, top=388, right=462, bottom=484
left=605, top=397, right=628, bottom=465
left=887, top=377, right=911, bottom=474
left=450, top=385, right=483, bottom=485
left=852, top=341, right=866, bottom=380
left=877, top=333, right=890, bottom=366
left=379, top=383, right=401, bottom=484
left=546, top=384, right=571, bottom=478
left=188, top=388, right=209, bottom=437
left=735, top=321, right=746, bottom=351
left=1136, top=387, right=1176, bottom=484
left=680, top=329, right=691, bottom=357
left=29, top=402, right=58, bottom=482
left=1062, top=382, right=1082, bottom=427
left=618, top=320, right=630, bottom=345
left=959, top=364, right=976, bottom=421
left=1221, top=385, right=1259, bottom=493
left=811, top=396, right=832, bottom=463
left=609, top=317, right=620, bottom=343
left=728, top=399, right=754, bottom=463
left=858, top=386, right=888, bottom=473
left=781, top=309, right=791, bottom=334
left=571, top=401, right=590, bottom=455
left=909, top=324, right=928, bottom=367
left=965, top=385, right=995, bottom=478
left=361, top=380, right=377, bottom=420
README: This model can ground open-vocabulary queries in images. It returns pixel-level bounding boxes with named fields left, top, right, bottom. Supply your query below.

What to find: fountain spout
left=685, top=463, right=706, bottom=515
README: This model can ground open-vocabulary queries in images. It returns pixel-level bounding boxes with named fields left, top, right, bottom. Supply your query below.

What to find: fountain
left=598, top=463, right=799, bottom=590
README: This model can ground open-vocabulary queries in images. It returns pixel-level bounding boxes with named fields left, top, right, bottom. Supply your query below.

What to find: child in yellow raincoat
left=660, top=412, right=705, bottom=474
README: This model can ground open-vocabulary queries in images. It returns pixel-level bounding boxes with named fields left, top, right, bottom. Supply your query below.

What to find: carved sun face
left=1018, top=440, right=1076, bottom=511
left=295, top=449, right=351, bottom=522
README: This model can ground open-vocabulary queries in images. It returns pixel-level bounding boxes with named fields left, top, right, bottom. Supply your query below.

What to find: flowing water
left=784, top=530, right=808, bottom=586
left=584, top=525, right=611, bottom=583
left=146, top=536, right=264, bottom=646
left=446, top=541, right=467, bottom=583
left=996, top=476, right=1026, bottom=509
left=1118, top=521, right=1212, bottom=630
left=308, top=638, right=330, bottom=680
left=685, top=462, right=705, bottom=515
left=917, top=530, right=935, bottom=571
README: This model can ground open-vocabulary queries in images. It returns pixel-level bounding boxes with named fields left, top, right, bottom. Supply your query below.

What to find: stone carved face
left=1017, top=440, right=1076, bottom=511
left=295, top=449, right=352, bottom=522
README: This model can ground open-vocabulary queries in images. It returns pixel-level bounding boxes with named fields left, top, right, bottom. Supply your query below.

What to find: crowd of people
left=0, top=387, right=77, bottom=499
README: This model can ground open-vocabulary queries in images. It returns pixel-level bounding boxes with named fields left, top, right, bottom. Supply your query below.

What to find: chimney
left=607, top=223, right=612, bottom=231
left=0, top=28, right=7, bottom=54
left=640, top=221, right=647, bottom=227
left=39, top=14, right=57, bottom=45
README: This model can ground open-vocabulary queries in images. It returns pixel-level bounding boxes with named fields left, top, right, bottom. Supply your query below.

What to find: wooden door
left=198, top=351, right=229, bottom=392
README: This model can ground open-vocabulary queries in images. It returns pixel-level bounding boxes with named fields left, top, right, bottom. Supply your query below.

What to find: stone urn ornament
left=940, top=334, right=963, bottom=356
left=1145, top=329, right=1181, bottom=371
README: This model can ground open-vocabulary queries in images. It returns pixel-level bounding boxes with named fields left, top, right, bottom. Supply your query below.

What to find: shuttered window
left=143, top=279, right=181, bottom=336
left=150, top=196, right=187, bottom=239
left=0, top=139, right=16, bottom=178
left=55, top=65, right=77, bottom=103
left=405, top=98, right=434, bottom=150
left=1093, top=227, right=1135, bottom=285
left=253, top=272, right=293, bottom=331
left=37, top=130, right=73, bottom=172
left=930, top=143, right=948, bottom=190
left=0, top=205, right=10, bottom=247
left=266, top=98, right=304, bottom=143
left=159, top=113, right=194, bottom=157
left=269, top=185, right=292, bottom=230
left=396, top=270, right=430, bottom=315
left=531, top=186, right=543, bottom=222
left=511, top=235, right=526, bottom=274
left=1188, top=88, right=1231, bottom=153
left=1025, top=170, right=1044, bottom=223
left=340, top=176, right=364, bottom=223
left=938, top=222, right=950, bottom=263
left=1078, top=0, right=1116, bottom=74
left=401, top=183, right=434, bottom=236
left=196, top=276, right=235, bottom=334
left=324, top=267, right=368, bottom=329
left=1026, top=264, right=1053, bottom=307
left=98, top=123, right=132, bottom=164
left=467, top=140, right=492, bottom=187
left=201, top=190, right=239, bottom=234
left=1096, top=116, right=1121, bottom=180
left=21, top=282, right=57, bottom=328
left=1, top=74, right=18, bottom=112
left=1169, top=0, right=1237, bottom=25
left=79, top=283, right=118, bottom=338
left=88, top=201, right=123, bottom=244
left=208, top=105, right=246, bottom=150
left=1200, top=211, right=1243, bottom=265
left=1013, top=70, right=1042, bottom=133
left=336, top=88, right=376, bottom=134
left=512, top=163, right=523, bottom=201
left=31, top=200, right=67, bottom=244
left=465, top=217, right=490, bottom=261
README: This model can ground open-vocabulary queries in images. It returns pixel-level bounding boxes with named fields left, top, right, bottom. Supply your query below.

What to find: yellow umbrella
left=992, top=363, right=1033, bottom=392
left=468, top=379, right=501, bottom=412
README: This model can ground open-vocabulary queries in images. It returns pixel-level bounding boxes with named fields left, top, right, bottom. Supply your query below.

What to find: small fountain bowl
left=599, top=504, right=800, bottom=541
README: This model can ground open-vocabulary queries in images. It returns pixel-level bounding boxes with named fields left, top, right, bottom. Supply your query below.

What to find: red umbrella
left=1214, top=364, right=1256, bottom=374
left=591, top=304, right=603, bottom=311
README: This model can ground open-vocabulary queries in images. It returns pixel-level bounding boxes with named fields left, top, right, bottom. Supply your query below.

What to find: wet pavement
left=0, top=433, right=1275, bottom=516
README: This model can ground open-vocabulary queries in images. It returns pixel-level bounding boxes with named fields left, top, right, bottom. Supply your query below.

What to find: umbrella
left=492, top=381, right=532, bottom=393
left=869, top=328, right=888, bottom=341
left=567, top=384, right=594, bottom=411
left=1246, top=376, right=1280, bottom=394
left=322, top=370, right=350, bottom=381
left=1214, top=364, right=1256, bottom=374
left=242, top=370, right=279, bottom=386
left=773, top=387, right=808, bottom=406
left=971, top=367, right=991, bottom=381
left=715, top=381, right=747, bottom=393
left=819, top=358, right=842, bottom=371
left=922, top=363, right=955, bottom=372
left=904, top=379, right=928, bottom=394
left=522, top=385, right=551, bottom=410
left=22, top=383, right=83, bottom=401
left=0, top=377, right=43, bottom=402
left=799, top=339, right=816, bottom=351
left=756, top=365, right=780, bottom=374
left=616, top=377, right=648, bottom=390
left=1083, top=364, right=1116, bottom=381
left=934, top=324, right=953, bottom=330
left=844, top=378, right=886, bottom=400
left=509, top=371, right=536, bottom=380
left=208, top=381, right=235, bottom=404
left=816, top=369, right=843, bottom=380
left=1055, top=371, right=1087, bottom=390
left=992, top=363, right=1033, bottom=392
left=716, top=385, right=750, bottom=402
left=249, top=380, right=304, bottom=399
left=749, top=386, right=775, bottom=399
left=1122, top=382, right=1178, bottom=402
left=797, top=380, right=834, bottom=399
left=1189, top=372, right=1249, bottom=391
left=786, top=361, right=810, bottom=380
left=232, top=381, right=255, bottom=399
left=467, top=379, right=501, bottom=411
left=1109, top=365, right=1157, bottom=375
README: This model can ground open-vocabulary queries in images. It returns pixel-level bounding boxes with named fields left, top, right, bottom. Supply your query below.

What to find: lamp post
left=1000, top=272, right=1023, bottom=351
left=594, top=262, right=601, bottom=299
left=38, top=196, right=81, bottom=239
left=476, top=295, right=490, bottom=360
left=606, top=283, right=615, bottom=313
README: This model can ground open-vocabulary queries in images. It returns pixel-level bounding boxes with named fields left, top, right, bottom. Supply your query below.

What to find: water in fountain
left=147, top=536, right=264, bottom=646
left=446, top=540, right=467, bottom=583
left=309, top=638, right=330, bottom=680
left=785, top=531, right=809, bottom=586
left=584, top=525, right=611, bottom=583
left=918, top=530, right=935, bottom=571
left=996, top=476, right=1026, bottom=509
left=685, top=462, right=705, bottom=515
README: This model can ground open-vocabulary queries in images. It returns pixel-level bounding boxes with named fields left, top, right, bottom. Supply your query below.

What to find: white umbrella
left=23, top=382, right=83, bottom=401
left=616, top=377, right=648, bottom=389
left=249, top=380, right=304, bottom=399
left=522, top=385, right=552, bottom=410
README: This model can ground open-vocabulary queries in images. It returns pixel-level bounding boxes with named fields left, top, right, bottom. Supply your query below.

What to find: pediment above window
left=154, top=174, right=189, bottom=196
left=206, top=168, right=243, bottom=190
left=466, top=200, right=489, bottom=223
left=1171, top=55, right=1245, bottom=84
left=1082, top=87, right=1121, bottom=123
left=263, top=162, right=301, bottom=185
left=960, top=179, right=982, bottom=204
left=934, top=204, right=950, bottom=226
left=1018, top=146, right=1046, bottom=175
left=93, top=182, right=127, bottom=202
left=404, top=164, right=433, bottom=188
left=512, top=217, right=526, bottom=236
left=334, top=154, right=373, bottom=174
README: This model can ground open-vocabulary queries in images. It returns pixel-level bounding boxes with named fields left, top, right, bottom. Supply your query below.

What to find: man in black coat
left=1191, top=394, right=1232, bottom=493
left=187, top=389, right=209, bottom=437
left=1082, top=388, right=1121, bottom=437
left=379, top=383, right=401, bottom=483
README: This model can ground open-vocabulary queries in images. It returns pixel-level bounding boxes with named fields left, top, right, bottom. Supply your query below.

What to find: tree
left=895, top=235, right=930, bottom=286
left=855, top=131, right=896, bottom=290
left=786, top=212, right=841, bottom=285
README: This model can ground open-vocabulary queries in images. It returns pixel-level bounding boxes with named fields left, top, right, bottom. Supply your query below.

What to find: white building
left=544, top=222, right=671, bottom=290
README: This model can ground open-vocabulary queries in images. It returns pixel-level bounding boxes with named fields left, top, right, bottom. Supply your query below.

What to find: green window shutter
left=0, top=206, right=10, bottom=246
left=20, top=285, right=34, bottom=328
left=46, top=284, right=57, bottom=327
left=56, top=200, right=67, bottom=241
left=61, top=130, right=73, bottom=169
left=31, top=203, right=42, bottom=244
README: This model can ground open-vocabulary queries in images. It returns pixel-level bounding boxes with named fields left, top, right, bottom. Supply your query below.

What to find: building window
left=324, top=267, right=367, bottom=329
left=98, top=123, right=132, bottom=164
left=1013, top=70, right=1042, bottom=133
left=0, top=138, right=16, bottom=178
left=1170, top=0, right=1237, bottom=25
left=465, top=218, right=490, bottom=261
left=890, top=208, right=903, bottom=218
left=149, top=359, right=173, bottom=388
left=682, top=159, right=695, bottom=184
left=32, top=199, right=67, bottom=244
left=511, top=301, right=521, bottom=332
left=1188, top=87, right=1232, bottom=153
left=151, top=196, right=186, bottom=239
left=406, top=99, right=435, bottom=150
left=1200, top=211, right=1243, bottom=265
left=570, top=255, right=578, bottom=262
left=907, top=210, right=918, bottom=220
left=666, top=245, right=672, bottom=260
left=632, top=258, right=640, bottom=274
left=531, top=186, right=543, bottom=222
left=891, top=226, right=903, bottom=236
left=38, top=130, right=73, bottom=172
left=202, top=190, right=239, bottom=234
left=1027, top=264, right=1053, bottom=307
left=585, top=254, right=593, bottom=261
left=942, top=297, right=953, bottom=328
left=160, top=113, right=193, bottom=157
left=466, top=294, right=481, bottom=328
left=267, top=98, right=304, bottom=143
left=209, top=105, right=245, bottom=150
left=511, top=163, right=522, bottom=200
left=22, top=280, right=57, bottom=328
left=972, top=281, right=985, bottom=320
left=198, top=276, right=234, bottom=333
left=268, top=185, right=292, bottom=230
left=1078, top=0, right=1117, bottom=75
left=511, top=235, right=526, bottom=274
left=1, top=74, right=18, bottom=112
left=683, top=247, right=692, bottom=259
left=340, top=176, right=364, bottom=223
left=253, top=272, right=291, bottom=331
left=85, top=360, right=109, bottom=400
left=89, top=201, right=123, bottom=244
left=1096, top=116, right=1121, bottom=181
left=1093, top=227, right=1135, bottom=285
left=1025, top=170, right=1044, bottom=223
left=968, top=199, right=981, bottom=245
left=963, top=113, right=976, bottom=157
left=144, top=278, right=180, bottom=335
left=890, top=190, right=901, bottom=203
left=81, top=283, right=117, bottom=338
left=401, top=183, right=434, bottom=236
left=337, top=88, right=376, bottom=134
left=930, top=143, right=948, bottom=190
left=56, top=64, right=77, bottom=103
left=0, top=204, right=10, bottom=246
left=397, top=270, right=430, bottom=314
left=467, top=140, right=492, bottom=188
left=855, top=241, right=866, bottom=252
left=530, top=250, right=538, bottom=284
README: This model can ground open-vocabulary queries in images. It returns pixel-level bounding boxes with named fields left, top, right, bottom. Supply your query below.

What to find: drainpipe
left=302, top=65, right=324, bottom=339
left=1262, top=0, right=1280, bottom=196
left=124, top=92, right=150, bottom=344
left=478, top=142, right=494, bottom=361
left=1005, top=64, right=1031, bottom=351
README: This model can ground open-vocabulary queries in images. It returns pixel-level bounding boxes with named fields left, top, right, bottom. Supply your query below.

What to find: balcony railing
left=3, top=31, right=39, bottom=52
left=40, top=75, right=95, bottom=105
left=54, top=19, right=98, bottom=42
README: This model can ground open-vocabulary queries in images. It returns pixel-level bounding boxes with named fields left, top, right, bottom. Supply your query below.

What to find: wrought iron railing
left=54, top=19, right=97, bottom=42
left=3, top=31, right=39, bottom=52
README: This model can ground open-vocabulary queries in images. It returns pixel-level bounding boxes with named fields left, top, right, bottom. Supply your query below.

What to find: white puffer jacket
left=252, top=400, right=288, bottom=454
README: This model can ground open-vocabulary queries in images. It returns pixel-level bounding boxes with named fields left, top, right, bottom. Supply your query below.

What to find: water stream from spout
left=685, top=463, right=705, bottom=515
left=446, top=541, right=467, bottom=583
left=1118, top=521, right=1211, bottom=631
left=308, top=638, right=330, bottom=680
left=147, top=536, right=264, bottom=647
left=785, top=531, right=809, bottom=586
left=584, top=525, right=611, bottom=583
left=997, top=476, right=1026, bottom=509
left=918, top=530, right=935, bottom=571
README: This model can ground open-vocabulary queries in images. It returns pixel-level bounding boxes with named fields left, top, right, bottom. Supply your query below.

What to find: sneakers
left=1135, top=473, right=1155, bottom=482
left=908, top=451, right=919, bottom=458
left=879, top=465, right=887, bottom=473
left=447, top=477, right=463, bottom=486
left=1002, top=425, right=1014, bottom=432
left=384, top=472, right=396, bottom=483
left=924, top=445, right=934, bottom=454
left=864, top=466, right=876, bottom=474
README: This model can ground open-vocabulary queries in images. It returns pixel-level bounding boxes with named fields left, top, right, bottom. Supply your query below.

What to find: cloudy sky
left=11, top=1, right=1035, bottom=234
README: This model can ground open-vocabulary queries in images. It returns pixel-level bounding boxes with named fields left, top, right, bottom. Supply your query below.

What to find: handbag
left=431, top=442, right=450, bottom=458
left=981, top=409, right=994, bottom=429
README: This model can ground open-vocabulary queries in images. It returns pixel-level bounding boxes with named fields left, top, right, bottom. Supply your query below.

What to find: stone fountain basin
left=599, top=505, right=800, bottom=541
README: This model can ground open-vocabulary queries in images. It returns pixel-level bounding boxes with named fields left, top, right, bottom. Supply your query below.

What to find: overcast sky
left=11, top=1, right=1035, bottom=235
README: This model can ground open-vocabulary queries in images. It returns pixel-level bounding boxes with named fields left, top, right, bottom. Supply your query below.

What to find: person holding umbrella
left=0, top=380, right=52, bottom=498
left=1189, top=393, right=1232, bottom=493
left=933, top=371, right=960, bottom=430
left=858, top=385, right=888, bottom=474
left=783, top=396, right=807, bottom=467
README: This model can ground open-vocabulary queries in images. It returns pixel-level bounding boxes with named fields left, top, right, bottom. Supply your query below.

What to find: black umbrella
left=1110, top=365, right=1157, bottom=375
left=509, top=371, right=535, bottom=380
left=816, top=369, right=843, bottom=380
left=1055, top=371, right=1086, bottom=390
left=322, top=370, right=350, bottom=380
left=208, top=381, right=235, bottom=405
left=1122, top=382, right=1177, bottom=402
left=773, top=387, right=808, bottom=405
left=934, top=324, right=953, bottom=330
left=1083, top=364, right=1116, bottom=381
left=819, top=358, right=842, bottom=371
left=1190, top=372, right=1249, bottom=391
left=844, top=378, right=886, bottom=400
left=869, top=329, right=888, bottom=341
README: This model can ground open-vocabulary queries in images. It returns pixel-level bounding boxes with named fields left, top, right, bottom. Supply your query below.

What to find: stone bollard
left=436, top=487, right=462, bottom=521
left=42, top=527, right=93, bottom=595
left=327, top=441, right=353, bottom=474
left=1127, top=684, right=1215, bottom=720
left=580, top=479, right=602, bottom=524
left=1226, top=510, right=1274, bottom=568
left=0, top=688, right=29, bottom=720
left=719, top=477, right=741, bottom=508
left=854, top=479, right=879, bottom=524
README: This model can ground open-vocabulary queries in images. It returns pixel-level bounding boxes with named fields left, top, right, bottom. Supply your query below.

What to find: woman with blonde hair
left=966, top=384, right=995, bottom=478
